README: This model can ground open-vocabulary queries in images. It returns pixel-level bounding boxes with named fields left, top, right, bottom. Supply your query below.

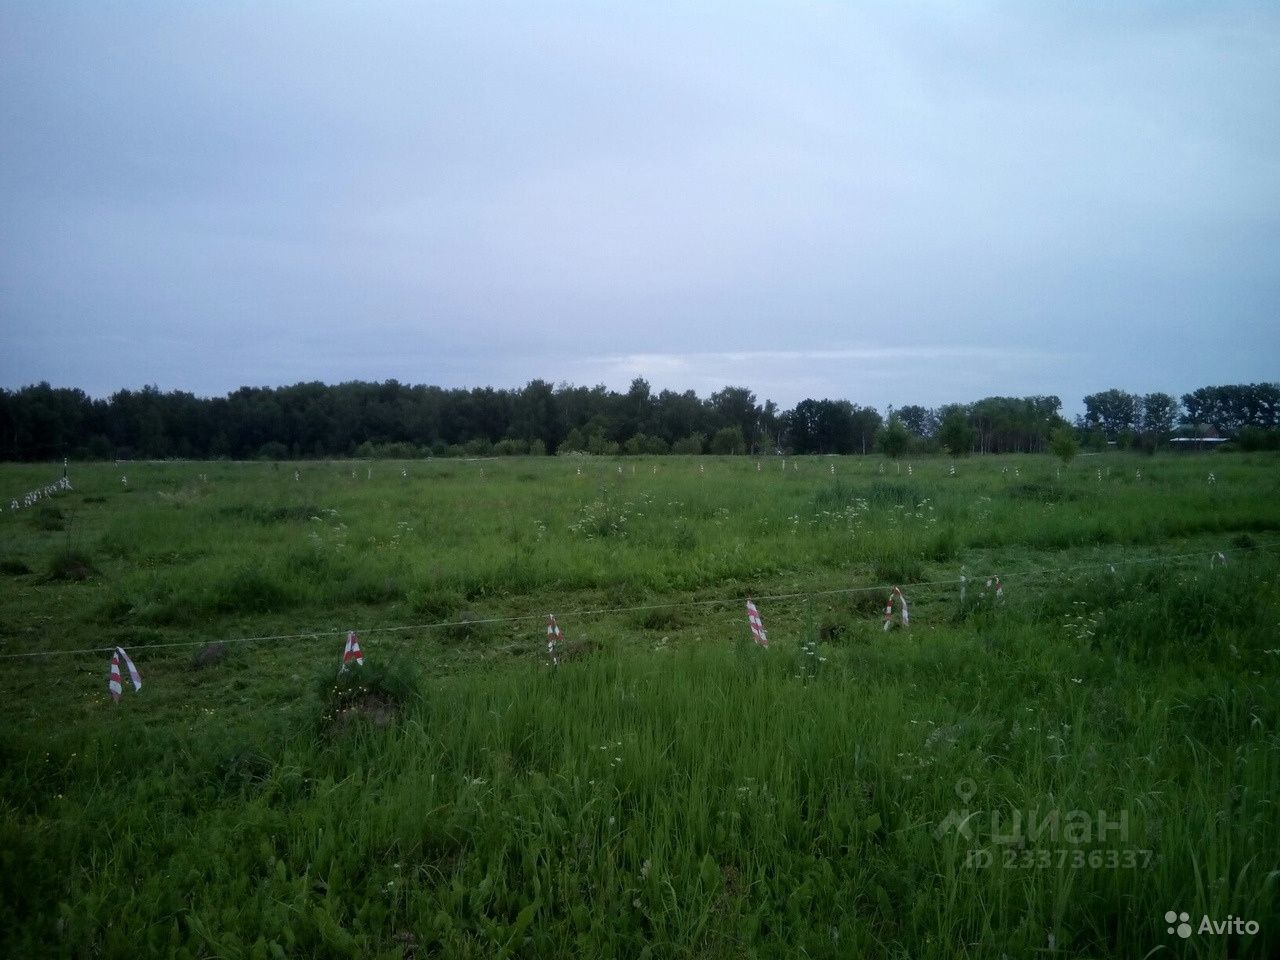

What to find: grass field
left=3, top=453, right=1279, bottom=959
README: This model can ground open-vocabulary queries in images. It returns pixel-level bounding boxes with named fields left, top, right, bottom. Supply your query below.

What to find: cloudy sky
left=2, top=1, right=1277, bottom=413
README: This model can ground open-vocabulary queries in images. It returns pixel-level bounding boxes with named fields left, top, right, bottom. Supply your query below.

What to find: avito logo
left=1165, top=910, right=1259, bottom=939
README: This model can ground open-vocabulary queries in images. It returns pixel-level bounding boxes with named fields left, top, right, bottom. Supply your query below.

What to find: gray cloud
left=2, top=1, right=1277, bottom=413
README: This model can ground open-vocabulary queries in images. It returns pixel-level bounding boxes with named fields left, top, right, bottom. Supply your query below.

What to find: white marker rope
left=5, top=475, right=72, bottom=512
left=3, top=541, right=1278, bottom=661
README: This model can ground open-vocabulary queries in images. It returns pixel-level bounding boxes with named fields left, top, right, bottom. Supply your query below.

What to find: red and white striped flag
left=340, top=631, right=364, bottom=672
left=546, top=614, right=563, bottom=656
left=746, top=599, right=768, bottom=647
left=883, top=587, right=909, bottom=631
left=107, top=647, right=142, bottom=702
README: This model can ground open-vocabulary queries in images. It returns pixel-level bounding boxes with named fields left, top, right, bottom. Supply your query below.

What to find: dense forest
left=1, top=380, right=1277, bottom=462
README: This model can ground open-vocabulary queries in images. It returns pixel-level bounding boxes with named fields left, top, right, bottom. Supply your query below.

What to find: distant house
left=1168, top=437, right=1230, bottom=452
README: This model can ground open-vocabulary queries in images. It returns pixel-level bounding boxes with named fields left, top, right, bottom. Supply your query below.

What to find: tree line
left=0, top=379, right=1276, bottom=462
left=1078, top=385, right=1280, bottom=450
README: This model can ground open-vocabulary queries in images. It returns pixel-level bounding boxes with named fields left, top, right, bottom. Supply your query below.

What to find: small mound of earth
left=192, top=642, right=228, bottom=669
left=49, top=559, right=94, bottom=581
left=331, top=691, right=400, bottom=728
left=548, top=638, right=601, bottom=663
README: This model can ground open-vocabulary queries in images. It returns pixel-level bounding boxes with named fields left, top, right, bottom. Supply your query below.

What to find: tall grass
left=1, top=454, right=1278, bottom=957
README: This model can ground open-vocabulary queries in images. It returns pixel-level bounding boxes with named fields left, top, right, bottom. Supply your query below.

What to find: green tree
left=493, top=438, right=528, bottom=456
left=706, top=387, right=759, bottom=449
left=709, top=426, right=746, bottom=455
left=557, top=428, right=586, bottom=454
left=623, top=433, right=671, bottom=455
left=672, top=433, right=705, bottom=455
left=938, top=409, right=974, bottom=457
left=585, top=429, right=619, bottom=456
left=878, top=416, right=909, bottom=459
left=1050, top=425, right=1079, bottom=465
left=1082, top=389, right=1140, bottom=441
left=896, top=404, right=935, bottom=442
left=757, top=399, right=780, bottom=453
left=1137, top=392, right=1179, bottom=450
left=620, top=377, right=653, bottom=440
left=641, top=435, right=669, bottom=454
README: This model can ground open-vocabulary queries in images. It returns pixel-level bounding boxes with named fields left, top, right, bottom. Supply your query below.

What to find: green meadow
left=2, top=453, right=1279, bottom=959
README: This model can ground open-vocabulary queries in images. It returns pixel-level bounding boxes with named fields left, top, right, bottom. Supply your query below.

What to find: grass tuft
left=31, top=505, right=65, bottom=531
left=43, top=546, right=96, bottom=581
left=314, top=658, right=421, bottom=731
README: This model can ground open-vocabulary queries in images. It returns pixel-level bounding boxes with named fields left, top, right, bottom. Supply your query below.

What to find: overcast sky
left=2, top=1, right=1277, bottom=414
